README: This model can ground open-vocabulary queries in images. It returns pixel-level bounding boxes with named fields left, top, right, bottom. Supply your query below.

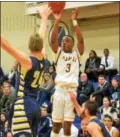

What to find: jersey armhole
left=54, top=48, right=62, bottom=66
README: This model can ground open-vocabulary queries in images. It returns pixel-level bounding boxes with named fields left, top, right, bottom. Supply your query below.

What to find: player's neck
left=30, top=52, right=44, bottom=58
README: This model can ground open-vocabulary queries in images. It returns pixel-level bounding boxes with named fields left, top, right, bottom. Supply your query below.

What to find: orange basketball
left=48, top=2, right=66, bottom=13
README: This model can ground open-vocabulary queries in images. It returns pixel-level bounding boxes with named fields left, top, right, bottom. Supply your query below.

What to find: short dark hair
left=104, top=48, right=109, bottom=53
left=103, top=114, right=113, bottom=122
left=98, top=74, right=105, bottom=79
left=84, top=101, right=98, bottom=116
left=64, top=35, right=75, bottom=44
left=29, top=33, right=43, bottom=52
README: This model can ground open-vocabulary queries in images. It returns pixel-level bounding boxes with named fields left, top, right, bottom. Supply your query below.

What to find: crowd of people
left=0, top=4, right=120, bottom=137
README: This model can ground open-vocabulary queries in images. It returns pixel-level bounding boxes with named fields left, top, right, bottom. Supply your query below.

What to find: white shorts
left=52, top=85, right=76, bottom=123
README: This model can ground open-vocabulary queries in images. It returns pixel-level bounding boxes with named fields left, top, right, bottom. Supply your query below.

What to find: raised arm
left=50, top=11, right=63, bottom=53
left=69, top=91, right=84, bottom=117
left=37, top=5, right=52, bottom=57
left=1, top=37, right=32, bottom=70
left=71, top=9, right=84, bottom=56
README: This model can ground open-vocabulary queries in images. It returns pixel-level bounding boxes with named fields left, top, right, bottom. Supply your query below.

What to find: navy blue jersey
left=17, top=56, right=45, bottom=98
left=90, top=117, right=111, bottom=137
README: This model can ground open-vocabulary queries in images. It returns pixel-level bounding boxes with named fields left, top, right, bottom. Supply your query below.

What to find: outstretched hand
left=37, top=4, right=52, bottom=19
left=71, top=8, right=79, bottom=20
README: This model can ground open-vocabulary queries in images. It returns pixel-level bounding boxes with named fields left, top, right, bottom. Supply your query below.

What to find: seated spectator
left=0, top=113, right=7, bottom=137
left=78, top=118, right=90, bottom=137
left=110, top=77, right=120, bottom=105
left=0, top=81, right=14, bottom=115
left=0, top=84, right=3, bottom=100
left=100, top=48, right=118, bottom=81
left=48, top=64, right=56, bottom=81
left=103, top=115, right=120, bottom=137
left=99, top=97, right=118, bottom=123
left=37, top=103, right=52, bottom=137
left=91, top=74, right=111, bottom=107
left=8, top=60, right=19, bottom=88
left=37, top=73, right=55, bottom=107
left=77, top=73, right=94, bottom=105
left=84, top=50, right=101, bottom=82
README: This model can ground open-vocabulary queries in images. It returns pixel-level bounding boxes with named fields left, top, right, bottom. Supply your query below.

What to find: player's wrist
left=72, top=20, right=78, bottom=26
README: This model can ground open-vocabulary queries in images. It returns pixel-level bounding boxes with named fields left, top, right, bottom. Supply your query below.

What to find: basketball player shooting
left=50, top=8, right=84, bottom=137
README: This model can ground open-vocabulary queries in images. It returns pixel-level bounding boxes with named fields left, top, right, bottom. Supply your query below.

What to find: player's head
left=61, top=35, right=74, bottom=53
left=83, top=101, right=98, bottom=116
left=28, top=33, right=43, bottom=53
left=81, top=118, right=89, bottom=131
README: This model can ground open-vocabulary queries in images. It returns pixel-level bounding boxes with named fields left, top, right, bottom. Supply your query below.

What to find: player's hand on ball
left=37, top=5, right=52, bottom=19
left=71, top=8, right=79, bottom=20
left=52, top=11, right=63, bottom=21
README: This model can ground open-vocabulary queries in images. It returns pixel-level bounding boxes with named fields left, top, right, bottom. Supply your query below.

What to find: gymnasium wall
left=1, top=2, right=119, bottom=73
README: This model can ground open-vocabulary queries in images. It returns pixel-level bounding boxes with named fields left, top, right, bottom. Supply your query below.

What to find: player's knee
left=63, top=121, right=72, bottom=135
left=52, top=122, right=62, bottom=134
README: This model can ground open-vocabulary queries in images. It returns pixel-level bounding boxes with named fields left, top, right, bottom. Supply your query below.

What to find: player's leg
left=63, top=121, right=72, bottom=137
left=51, top=86, right=64, bottom=137
left=24, top=96, right=40, bottom=137
left=64, top=90, right=76, bottom=137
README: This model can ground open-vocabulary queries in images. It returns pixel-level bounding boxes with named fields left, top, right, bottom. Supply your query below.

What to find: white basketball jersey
left=55, top=48, right=80, bottom=87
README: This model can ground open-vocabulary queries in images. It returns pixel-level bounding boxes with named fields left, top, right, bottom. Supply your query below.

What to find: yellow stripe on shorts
left=14, top=111, right=26, bottom=117
left=13, top=117, right=28, bottom=123
left=12, top=123, right=30, bottom=130
left=14, top=104, right=24, bottom=110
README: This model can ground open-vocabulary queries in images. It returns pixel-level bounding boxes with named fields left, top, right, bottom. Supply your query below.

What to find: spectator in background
left=48, top=64, right=56, bottom=81
left=37, top=73, right=55, bottom=107
left=0, top=67, right=5, bottom=83
left=8, top=60, right=19, bottom=88
left=0, top=81, right=14, bottom=115
left=91, top=74, right=111, bottom=107
left=37, top=103, right=52, bottom=137
left=99, top=97, right=118, bottom=124
left=110, top=77, right=120, bottom=105
left=84, top=50, right=101, bottom=82
left=100, top=48, right=118, bottom=81
left=77, top=73, right=94, bottom=105
left=0, top=113, right=7, bottom=137
left=103, top=115, right=119, bottom=137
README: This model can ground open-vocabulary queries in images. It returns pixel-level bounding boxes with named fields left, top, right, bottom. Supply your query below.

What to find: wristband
left=73, top=20, right=78, bottom=26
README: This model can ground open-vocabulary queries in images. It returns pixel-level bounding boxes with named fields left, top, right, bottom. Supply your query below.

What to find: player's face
left=61, top=36, right=73, bottom=53
left=81, top=119, right=88, bottom=131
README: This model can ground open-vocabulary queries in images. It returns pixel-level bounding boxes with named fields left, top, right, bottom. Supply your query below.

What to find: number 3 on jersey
left=66, top=63, right=71, bottom=72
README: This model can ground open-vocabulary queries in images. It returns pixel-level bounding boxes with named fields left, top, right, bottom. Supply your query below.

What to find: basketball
left=48, top=2, right=66, bottom=13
